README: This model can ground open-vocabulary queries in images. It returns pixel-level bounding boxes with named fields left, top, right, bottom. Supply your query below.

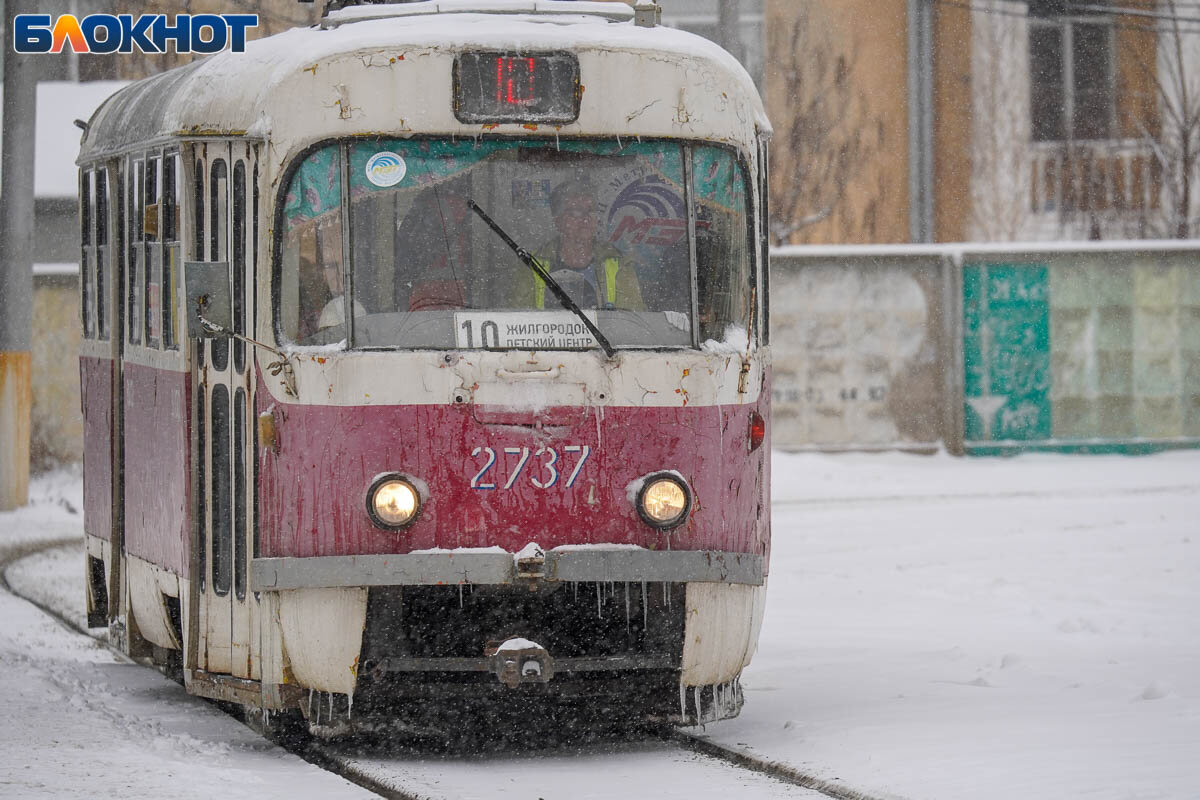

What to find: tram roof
left=78, top=2, right=768, bottom=163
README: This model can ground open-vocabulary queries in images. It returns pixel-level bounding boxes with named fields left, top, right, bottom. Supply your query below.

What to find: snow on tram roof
left=78, top=3, right=765, bottom=162
left=326, top=0, right=636, bottom=24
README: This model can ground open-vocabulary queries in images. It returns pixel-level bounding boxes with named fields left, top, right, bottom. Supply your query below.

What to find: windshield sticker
left=364, top=152, right=407, bottom=187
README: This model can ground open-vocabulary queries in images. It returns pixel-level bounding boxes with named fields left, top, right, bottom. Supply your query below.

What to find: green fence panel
left=963, top=263, right=1051, bottom=449
left=963, top=251, right=1200, bottom=455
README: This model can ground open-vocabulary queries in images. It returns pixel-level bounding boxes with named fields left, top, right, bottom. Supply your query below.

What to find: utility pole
left=717, top=0, right=744, bottom=65
left=0, top=0, right=38, bottom=510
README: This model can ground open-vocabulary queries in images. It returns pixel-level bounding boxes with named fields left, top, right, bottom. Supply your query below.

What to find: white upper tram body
left=83, top=0, right=769, bottom=409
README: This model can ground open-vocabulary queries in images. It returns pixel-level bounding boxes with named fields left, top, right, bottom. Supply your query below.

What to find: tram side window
left=144, top=156, right=160, bottom=349
left=211, top=385, right=232, bottom=597
left=210, top=159, right=229, bottom=264
left=127, top=160, right=143, bottom=346
left=96, top=168, right=110, bottom=341
left=193, top=159, right=205, bottom=261
left=279, top=147, right=343, bottom=344
left=210, top=159, right=230, bottom=371
left=692, top=145, right=753, bottom=346
left=757, top=138, right=769, bottom=346
left=192, top=160, right=205, bottom=366
left=233, top=160, right=247, bottom=372
left=80, top=170, right=93, bottom=339
left=162, top=153, right=180, bottom=350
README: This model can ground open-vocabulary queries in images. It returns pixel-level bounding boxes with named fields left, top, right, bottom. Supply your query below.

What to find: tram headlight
left=636, top=473, right=692, bottom=529
left=367, top=474, right=421, bottom=530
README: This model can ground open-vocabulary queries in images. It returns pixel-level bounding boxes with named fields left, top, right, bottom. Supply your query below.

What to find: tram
left=78, top=0, right=771, bottom=731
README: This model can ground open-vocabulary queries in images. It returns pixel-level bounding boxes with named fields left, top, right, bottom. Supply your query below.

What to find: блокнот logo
left=13, top=14, right=258, bottom=54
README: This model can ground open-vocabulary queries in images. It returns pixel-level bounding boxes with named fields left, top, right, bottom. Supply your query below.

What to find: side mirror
left=184, top=261, right=232, bottom=338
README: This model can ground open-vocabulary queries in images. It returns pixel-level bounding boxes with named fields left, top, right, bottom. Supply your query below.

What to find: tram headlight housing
left=636, top=472, right=692, bottom=530
left=367, top=474, right=422, bottom=530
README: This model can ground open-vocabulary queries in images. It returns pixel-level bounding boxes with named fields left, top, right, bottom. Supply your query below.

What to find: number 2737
left=469, top=445, right=591, bottom=490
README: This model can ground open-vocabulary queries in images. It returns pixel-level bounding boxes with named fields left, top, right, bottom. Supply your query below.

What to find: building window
left=1029, top=10, right=1115, bottom=141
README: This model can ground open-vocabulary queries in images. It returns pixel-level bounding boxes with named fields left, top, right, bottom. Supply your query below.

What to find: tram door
left=193, top=142, right=258, bottom=678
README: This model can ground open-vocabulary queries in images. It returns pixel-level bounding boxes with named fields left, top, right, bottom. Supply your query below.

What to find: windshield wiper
left=468, top=199, right=617, bottom=358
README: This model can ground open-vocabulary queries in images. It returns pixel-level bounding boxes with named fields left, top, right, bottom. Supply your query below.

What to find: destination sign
left=454, top=311, right=599, bottom=350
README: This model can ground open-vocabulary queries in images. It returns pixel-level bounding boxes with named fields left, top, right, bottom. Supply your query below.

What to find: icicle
left=641, top=581, right=648, bottom=632
left=308, top=688, right=314, bottom=719
left=679, top=683, right=687, bottom=719
left=574, top=581, right=579, bottom=601
left=348, top=693, right=353, bottom=719
left=458, top=584, right=464, bottom=609
left=328, top=691, right=334, bottom=722
left=624, top=582, right=630, bottom=632
left=694, top=685, right=702, bottom=724
left=596, top=582, right=602, bottom=619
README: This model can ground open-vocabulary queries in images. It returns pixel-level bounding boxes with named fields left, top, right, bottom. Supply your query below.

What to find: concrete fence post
left=1, top=0, right=39, bottom=509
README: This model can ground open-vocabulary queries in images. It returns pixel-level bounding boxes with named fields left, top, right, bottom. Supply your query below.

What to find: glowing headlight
left=637, top=473, right=692, bottom=529
left=367, top=475, right=421, bottom=530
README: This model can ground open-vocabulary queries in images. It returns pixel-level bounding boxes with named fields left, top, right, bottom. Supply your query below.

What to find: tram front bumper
left=250, top=549, right=764, bottom=592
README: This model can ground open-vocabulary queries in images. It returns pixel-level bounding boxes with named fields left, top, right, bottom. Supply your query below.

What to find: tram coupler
left=486, top=638, right=554, bottom=688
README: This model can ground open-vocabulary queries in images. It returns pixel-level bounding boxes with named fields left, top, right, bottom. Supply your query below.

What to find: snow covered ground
left=697, top=450, right=1200, bottom=800
left=2, top=452, right=1198, bottom=799
left=0, top=468, right=371, bottom=799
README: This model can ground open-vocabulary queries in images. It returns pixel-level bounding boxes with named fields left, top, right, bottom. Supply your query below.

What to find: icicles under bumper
left=679, top=677, right=745, bottom=727
left=304, top=688, right=355, bottom=737
left=571, top=580, right=670, bottom=624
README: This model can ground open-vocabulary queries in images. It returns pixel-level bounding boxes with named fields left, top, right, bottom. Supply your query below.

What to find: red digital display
left=454, top=51, right=580, bottom=124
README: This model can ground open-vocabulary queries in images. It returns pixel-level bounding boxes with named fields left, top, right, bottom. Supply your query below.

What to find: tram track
left=3, top=539, right=886, bottom=800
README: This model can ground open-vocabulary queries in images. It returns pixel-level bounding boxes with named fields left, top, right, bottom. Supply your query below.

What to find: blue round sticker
left=365, top=151, right=407, bottom=187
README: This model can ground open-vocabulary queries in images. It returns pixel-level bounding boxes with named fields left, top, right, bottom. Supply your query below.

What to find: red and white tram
left=78, top=0, right=771, bottom=730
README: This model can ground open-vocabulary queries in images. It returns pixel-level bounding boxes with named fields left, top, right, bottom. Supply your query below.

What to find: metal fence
left=770, top=242, right=1200, bottom=455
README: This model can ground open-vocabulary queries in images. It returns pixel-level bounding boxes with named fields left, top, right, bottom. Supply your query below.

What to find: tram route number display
left=470, top=445, right=591, bottom=490
left=454, top=311, right=598, bottom=350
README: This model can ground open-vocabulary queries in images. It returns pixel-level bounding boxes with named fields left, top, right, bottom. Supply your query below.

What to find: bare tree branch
left=767, top=6, right=886, bottom=246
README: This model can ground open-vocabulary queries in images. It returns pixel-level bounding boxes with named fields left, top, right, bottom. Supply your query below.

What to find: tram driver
left=513, top=178, right=645, bottom=311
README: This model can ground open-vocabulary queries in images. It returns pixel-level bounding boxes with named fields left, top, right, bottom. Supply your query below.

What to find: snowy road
left=1, top=526, right=823, bottom=798
left=2, top=452, right=1199, bottom=799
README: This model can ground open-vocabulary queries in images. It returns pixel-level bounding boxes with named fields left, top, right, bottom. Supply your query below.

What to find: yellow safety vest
left=533, top=256, right=620, bottom=309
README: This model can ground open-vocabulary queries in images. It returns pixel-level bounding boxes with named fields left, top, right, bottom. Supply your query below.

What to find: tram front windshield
left=278, top=138, right=752, bottom=351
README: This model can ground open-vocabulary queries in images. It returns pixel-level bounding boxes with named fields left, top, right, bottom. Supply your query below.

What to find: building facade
left=766, top=0, right=1198, bottom=245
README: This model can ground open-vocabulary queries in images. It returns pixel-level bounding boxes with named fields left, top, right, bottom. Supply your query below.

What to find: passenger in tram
left=514, top=177, right=645, bottom=311
left=316, top=225, right=366, bottom=330
left=394, top=180, right=471, bottom=311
